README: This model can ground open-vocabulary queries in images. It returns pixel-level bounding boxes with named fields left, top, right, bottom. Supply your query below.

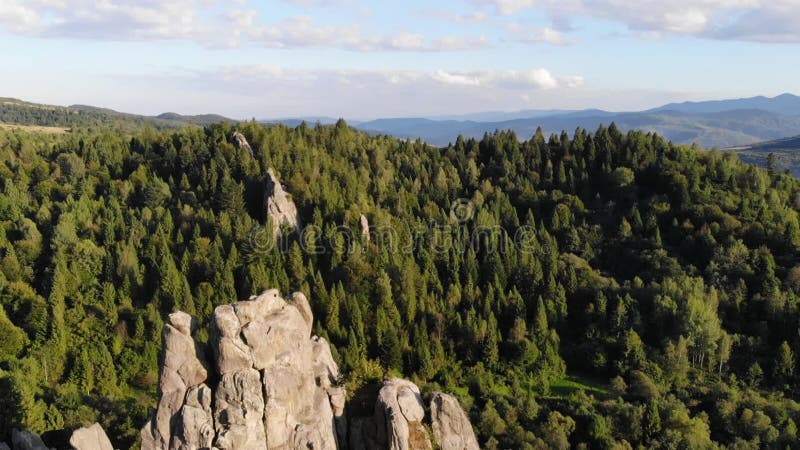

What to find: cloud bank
left=478, top=0, right=800, bottom=43
left=1, top=0, right=796, bottom=48
left=124, top=65, right=584, bottom=119
left=0, top=0, right=491, bottom=51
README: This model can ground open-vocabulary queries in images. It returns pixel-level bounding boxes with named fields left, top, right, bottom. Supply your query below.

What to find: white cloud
left=244, top=15, right=362, bottom=48
left=423, top=34, right=490, bottom=51
left=486, top=0, right=536, bottom=15
left=431, top=68, right=581, bottom=90
left=506, top=23, right=573, bottom=45
left=0, top=2, right=41, bottom=32
left=0, top=0, right=493, bottom=52
left=432, top=70, right=482, bottom=86
left=705, top=0, right=800, bottom=43
left=662, top=8, right=709, bottom=34
left=0, top=0, right=214, bottom=41
left=160, top=65, right=580, bottom=118
left=476, top=0, right=800, bottom=42
left=203, top=66, right=580, bottom=91
left=384, top=32, right=426, bottom=51
left=235, top=14, right=490, bottom=51
left=425, top=10, right=489, bottom=24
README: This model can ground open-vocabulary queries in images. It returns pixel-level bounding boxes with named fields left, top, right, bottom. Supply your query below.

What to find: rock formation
left=231, top=131, right=253, bottom=157
left=140, top=311, right=209, bottom=450
left=350, top=379, right=433, bottom=450
left=230, top=130, right=300, bottom=238
left=429, top=393, right=480, bottom=450
left=69, top=423, right=114, bottom=450
left=349, top=380, right=481, bottom=450
left=141, top=289, right=344, bottom=450
left=142, top=289, right=478, bottom=450
left=3, top=423, right=114, bottom=450
left=374, top=379, right=432, bottom=450
left=265, top=168, right=300, bottom=237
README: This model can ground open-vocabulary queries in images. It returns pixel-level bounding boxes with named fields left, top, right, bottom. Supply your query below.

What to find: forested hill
left=0, top=98, right=236, bottom=132
left=728, top=135, right=800, bottom=177
left=3, top=121, right=800, bottom=449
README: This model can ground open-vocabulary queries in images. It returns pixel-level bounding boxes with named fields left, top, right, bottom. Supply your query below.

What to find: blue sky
left=1, top=0, right=798, bottom=119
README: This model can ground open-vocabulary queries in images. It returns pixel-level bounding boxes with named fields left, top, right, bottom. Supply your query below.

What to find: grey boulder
left=69, top=423, right=113, bottom=450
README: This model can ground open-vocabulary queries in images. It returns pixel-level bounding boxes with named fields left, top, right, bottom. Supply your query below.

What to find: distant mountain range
left=647, top=93, right=800, bottom=116
left=3, top=93, right=800, bottom=149
left=346, top=94, right=800, bottom=148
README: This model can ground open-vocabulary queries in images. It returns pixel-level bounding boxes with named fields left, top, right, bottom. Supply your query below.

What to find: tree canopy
left=1, top=121, right=800, bottom=448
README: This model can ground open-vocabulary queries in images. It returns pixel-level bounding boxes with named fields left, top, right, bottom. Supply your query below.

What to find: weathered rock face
left=142, top=289, right=478, bottom=450
left=0, top=441, right=10, bottom=450
left=141, top=289, right=344, bottom=450
left=69, top=423, right=114, bottom=450
left=373, top=379, right=432, bottom=450
left=350, top=379, right=435, bottom=450
left=265, top=168, right=300, bottom=237
left=347, top=379, right=481, bottom=450
left=10, top=430, right=48, bottom=450
left=430, top=393, right=480, bottom=450
left=173, top=384, right=215, bottom=450
left=231, top=131, right=253, bottom=157
left=141, top=312, right=209, bottom=450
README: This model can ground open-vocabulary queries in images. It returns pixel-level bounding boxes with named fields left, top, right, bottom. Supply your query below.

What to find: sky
left=1, top=0, right=799, bottom=120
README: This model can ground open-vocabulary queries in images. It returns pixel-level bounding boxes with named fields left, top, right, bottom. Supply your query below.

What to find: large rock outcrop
left=141, top=289, right=344, bottom=450
left=265, top=169, right=300, bottom=237
left=142, top=289, right=478, bottom=450
left=429, top=393, right=480, bottom=450
left=69, top=423, right=114, bottom=450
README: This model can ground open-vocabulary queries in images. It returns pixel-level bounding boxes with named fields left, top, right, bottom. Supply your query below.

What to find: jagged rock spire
left=265, top=168, right=300, bottom=237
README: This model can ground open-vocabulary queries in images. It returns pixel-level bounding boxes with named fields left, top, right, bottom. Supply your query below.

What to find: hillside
left=155, top=112, right=237, bottom=126
left=0, top=98, right=238, bottom=132
left=734, top=135, right=800, bottom=152
left=2, top=121, right=800, bottom=448
left=727, top=135, right=800, bottom=176
left=5, top=95, right=800, bottom=150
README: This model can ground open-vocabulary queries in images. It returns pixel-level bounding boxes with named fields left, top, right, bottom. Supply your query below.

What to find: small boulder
left=69, top=423, right=113, bottom=450
left=10, top=429, right=48, bottom=450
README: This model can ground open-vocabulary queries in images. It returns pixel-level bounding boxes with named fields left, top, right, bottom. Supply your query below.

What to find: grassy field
left=549, top=374, right=611, bottom=398
left=0, top=122, right=69, bottom=133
